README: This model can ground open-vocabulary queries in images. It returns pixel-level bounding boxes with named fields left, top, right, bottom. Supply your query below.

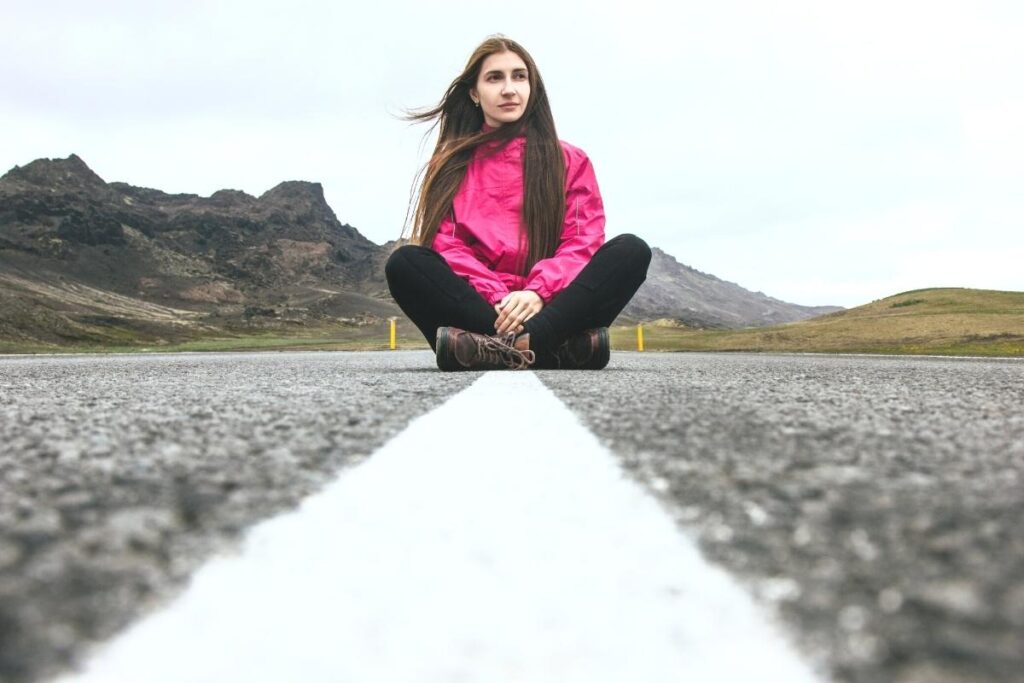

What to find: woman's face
left=470, top=51, right=531, bottom=128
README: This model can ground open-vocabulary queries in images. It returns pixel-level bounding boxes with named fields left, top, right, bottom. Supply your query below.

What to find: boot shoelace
left=476, top=331, right=536, bottom=369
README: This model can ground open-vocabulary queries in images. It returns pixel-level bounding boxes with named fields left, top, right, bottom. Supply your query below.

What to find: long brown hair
left=401, top=35, right=566, bottom=275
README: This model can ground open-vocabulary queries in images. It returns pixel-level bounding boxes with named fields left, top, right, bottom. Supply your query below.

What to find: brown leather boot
left=550, top=327, right=610, bottom=369
left=436, top=327, right=536, bottom=371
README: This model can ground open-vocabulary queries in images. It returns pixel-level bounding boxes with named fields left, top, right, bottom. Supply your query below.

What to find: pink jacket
left=430, top=127, right=606, bottom=305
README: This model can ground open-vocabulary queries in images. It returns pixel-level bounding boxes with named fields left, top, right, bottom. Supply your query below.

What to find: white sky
left=2, top=0, right=1022, bottom=307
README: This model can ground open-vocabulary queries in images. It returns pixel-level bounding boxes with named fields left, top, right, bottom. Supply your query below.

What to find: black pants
left=385, top=233, right=652, bottom=362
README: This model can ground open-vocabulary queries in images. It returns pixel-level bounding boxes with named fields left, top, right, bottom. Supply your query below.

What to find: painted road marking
left=54, top=371, right=824, bottom=683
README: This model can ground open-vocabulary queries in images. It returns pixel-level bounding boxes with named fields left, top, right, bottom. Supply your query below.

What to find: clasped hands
left=494, top=290, right=543, bottom=336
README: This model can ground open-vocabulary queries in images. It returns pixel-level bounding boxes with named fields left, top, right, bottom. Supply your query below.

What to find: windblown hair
left=401, top=35, right=566, bottom=275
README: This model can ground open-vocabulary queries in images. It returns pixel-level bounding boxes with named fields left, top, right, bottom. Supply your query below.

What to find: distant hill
left=610, top=288, right=1024, bottom=357
left=0, top=154, right=841, bottom=348
left=619, top=247, right=840, bottom=328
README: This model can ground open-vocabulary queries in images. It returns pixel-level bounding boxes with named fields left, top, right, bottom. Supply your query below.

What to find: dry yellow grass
left=611, top=288, right=1024, bottom=357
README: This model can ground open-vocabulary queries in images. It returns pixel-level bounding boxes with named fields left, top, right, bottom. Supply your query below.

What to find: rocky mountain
left=619, top=247, right=841, bottom=328
left=0, top=155, right=397, bottom=345
left=0, top=154, right=841, bottom=346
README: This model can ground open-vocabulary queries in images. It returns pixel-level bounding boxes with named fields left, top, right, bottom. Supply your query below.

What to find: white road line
left=54, top=371, right=825, bottom=683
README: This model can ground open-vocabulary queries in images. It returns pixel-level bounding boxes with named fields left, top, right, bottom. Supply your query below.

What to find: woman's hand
left=494, top=290, right=543, bottom=335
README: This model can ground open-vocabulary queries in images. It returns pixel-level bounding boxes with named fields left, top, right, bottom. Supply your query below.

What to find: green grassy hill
left=610, top=288, right=1024, bottom=357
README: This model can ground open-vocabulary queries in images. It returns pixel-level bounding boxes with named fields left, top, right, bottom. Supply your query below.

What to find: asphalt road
left=1, top=351, right=1022, bottom=683
left=0, top=352, right=475, bottom=683
left=541, top=353, right=1024, bottom=683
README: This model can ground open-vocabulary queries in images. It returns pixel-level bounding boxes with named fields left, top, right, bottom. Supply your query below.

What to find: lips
left=499, top=103, right=518, bottom=109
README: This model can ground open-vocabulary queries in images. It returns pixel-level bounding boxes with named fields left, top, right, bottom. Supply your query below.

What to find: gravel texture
left=538, top=352, right=1024, bottom=683
left=0, top=351, right=469, bottom=683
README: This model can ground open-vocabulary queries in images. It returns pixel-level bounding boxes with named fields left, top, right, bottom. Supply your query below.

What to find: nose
left=501, top=78, right=516, bottom=95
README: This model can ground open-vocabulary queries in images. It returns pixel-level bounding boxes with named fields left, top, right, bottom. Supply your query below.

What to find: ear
left=469, top=87, right=478, bottom=103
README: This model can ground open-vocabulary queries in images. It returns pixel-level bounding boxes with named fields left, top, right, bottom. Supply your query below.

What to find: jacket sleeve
left=431, top=212, right=511, bottom=306
left=523, top=148, right=606, bottom=303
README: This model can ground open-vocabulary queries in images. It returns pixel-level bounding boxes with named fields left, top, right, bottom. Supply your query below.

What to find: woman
left=386, top=35, right=651, bottom=371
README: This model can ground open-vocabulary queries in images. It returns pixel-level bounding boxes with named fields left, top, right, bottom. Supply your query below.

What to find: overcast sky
left=2, top=0, right=1021, bottom=307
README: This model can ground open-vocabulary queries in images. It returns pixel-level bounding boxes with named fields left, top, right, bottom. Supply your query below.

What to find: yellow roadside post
left=637, top=323, right=645, bottom=352
left=389, top=318, right=397, bottom=350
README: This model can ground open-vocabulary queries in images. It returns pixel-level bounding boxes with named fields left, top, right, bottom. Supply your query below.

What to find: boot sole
left=591, top=327, right=611, bottom=370
left=435, top=327, right=460, bottom=371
